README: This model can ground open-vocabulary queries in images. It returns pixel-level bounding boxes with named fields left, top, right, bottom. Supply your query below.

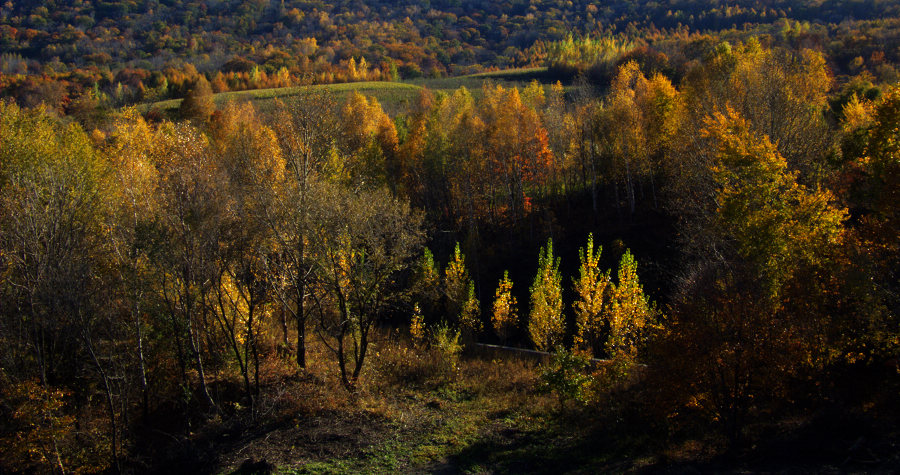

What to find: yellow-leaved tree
left=656, top=107, right=847, bottom=446
left=572, top=233, right=611, bottom=356
left=209, top=103, right=285, bottom=402
left=340, top=91, right=398, bottom=187
left=0, top=102, right=119, bottom=472
left=492, top=271, right=518, bottom=344
left=444, top=242, right=481, bottom=334
left=704, top=108, right=847, bottom=298
left=529, top=239, right=564, bottom=351
left=413, top=248, right=442, bottom=318
left=606, top=250, right=654, bottom=360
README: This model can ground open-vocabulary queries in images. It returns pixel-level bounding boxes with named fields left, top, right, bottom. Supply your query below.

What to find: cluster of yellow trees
left=409, top=236, right=656, bottom=364
left=520, top=236, right=657, bottom=362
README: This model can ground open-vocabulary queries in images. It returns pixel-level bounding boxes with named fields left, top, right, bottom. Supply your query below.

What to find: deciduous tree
left=308, top=182, right=425, bottom=391
left=443, top=242, right=480, bottom=333
left=267, top=89, right=342, bottom=369
left=492, top=271, right=518, bottom=344
left=529, top=239, right=564, bottom=351
left=572, top=234, right=610, bottom=356
left=179, top=76, right=215, bottom=122
left=606, top=250, right=654, bottom=360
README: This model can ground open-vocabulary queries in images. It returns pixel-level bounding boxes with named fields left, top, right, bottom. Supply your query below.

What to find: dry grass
left=144, top=327, right=672, bottom=474
left=197, top=330, right=572, bottom=473
left=139, top=81, right=424, bottom=116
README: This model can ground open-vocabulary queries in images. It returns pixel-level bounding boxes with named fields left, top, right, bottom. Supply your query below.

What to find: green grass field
left=141, top=81, right=423, bottom=115
left=139, top=67, right=561, bottom=117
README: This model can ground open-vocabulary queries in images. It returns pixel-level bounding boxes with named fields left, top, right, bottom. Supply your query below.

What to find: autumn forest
left=1, top=0, right=900, bottom=473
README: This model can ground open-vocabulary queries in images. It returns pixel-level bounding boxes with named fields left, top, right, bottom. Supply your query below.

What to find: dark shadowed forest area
left=1, top=0, right=899, bottom=473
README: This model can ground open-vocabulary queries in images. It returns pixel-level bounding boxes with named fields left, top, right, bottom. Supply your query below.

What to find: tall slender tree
left=267, top=89, right=341, bottom=369
left=492, top=271, right=518, bottom=345
left=529, top=239, right=564, bottom=351
left=572, top=234, right=611, bottom=356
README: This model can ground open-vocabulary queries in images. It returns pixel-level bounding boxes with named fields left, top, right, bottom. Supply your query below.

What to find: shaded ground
left=213, top=385, right=900, bottom=474
left=144, top=339, right=900, bottom=475
left=216, top=409, right=394, bottom=471
left=206, top=352, right=661, bottom=474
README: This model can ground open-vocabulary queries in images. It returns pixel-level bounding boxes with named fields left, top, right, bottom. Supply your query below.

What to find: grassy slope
left=208, top=338, right=655, bottom=475
left=139, top=68, right=556, bottom=116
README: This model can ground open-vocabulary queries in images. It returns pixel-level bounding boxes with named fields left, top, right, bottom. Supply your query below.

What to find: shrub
left=431, top=322, right=463, bottom=381
left=539, top=346, right=593, bottom=410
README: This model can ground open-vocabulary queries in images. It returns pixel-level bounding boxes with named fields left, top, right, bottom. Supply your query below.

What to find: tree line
left=5, top=0, right=900, bottom=113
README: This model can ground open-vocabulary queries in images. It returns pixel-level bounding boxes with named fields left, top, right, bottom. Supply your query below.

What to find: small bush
left=369, top=325, right=462, bottom=389
left=430, top=323, right=463, bottom=381
left=538, top=347, right=593, bottom=409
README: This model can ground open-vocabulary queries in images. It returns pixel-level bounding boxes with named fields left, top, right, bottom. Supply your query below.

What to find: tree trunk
left=187, top=307, right=215, bottom=410
left=336, top=327, right=351, bottom=391
left=82, top=326, right=121, bottom=474
left=352, top=323, right=370, bottom=382
left=212, top=288, right=252, bottom=402
left=297, top=224, right=307, bottom=369
left=626, top=162, right=636, bottom=215
left=135, top=310, right=149, bottom=419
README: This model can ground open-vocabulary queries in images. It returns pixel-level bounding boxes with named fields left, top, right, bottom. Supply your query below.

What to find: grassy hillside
left=140, top=68, right=558, bottom=117
left=141, top=81, right=421, bottom=116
